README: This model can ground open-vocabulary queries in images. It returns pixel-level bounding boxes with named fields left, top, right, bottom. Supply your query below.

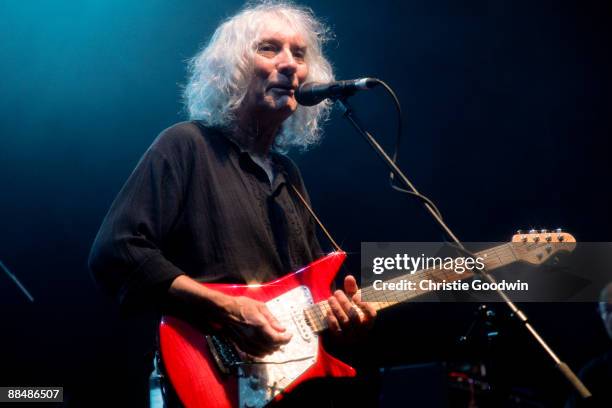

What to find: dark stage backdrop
left=1, top=0, right=610, bottom=406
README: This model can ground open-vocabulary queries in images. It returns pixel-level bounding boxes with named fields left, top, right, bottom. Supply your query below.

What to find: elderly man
left=89, top=2, right=376, bottom=406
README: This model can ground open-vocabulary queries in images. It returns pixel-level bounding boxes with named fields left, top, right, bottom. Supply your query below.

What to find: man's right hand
left=167, top=275, right=291, bottom=358
left=221, top=296, right=292, bottom=357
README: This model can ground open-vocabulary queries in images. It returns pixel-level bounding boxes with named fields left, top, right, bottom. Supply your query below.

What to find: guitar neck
left=305, top=242, right=519, bottom=333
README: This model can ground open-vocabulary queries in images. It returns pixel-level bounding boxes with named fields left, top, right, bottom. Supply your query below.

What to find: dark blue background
left=1, top=0, right=610, bottom=406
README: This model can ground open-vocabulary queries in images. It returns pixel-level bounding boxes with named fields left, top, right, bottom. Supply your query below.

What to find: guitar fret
left=306, top=242, right=534, bottom=331
left=358, top=243, right=522, bottom=306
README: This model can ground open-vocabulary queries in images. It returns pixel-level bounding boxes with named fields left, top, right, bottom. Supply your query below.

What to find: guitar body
left=159, top=252, right=355, bottom=408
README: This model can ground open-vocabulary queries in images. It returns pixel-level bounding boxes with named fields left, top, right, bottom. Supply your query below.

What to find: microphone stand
left=335, top=96, right=591, bottom=399
left=0, top=260, right=35, bottom=303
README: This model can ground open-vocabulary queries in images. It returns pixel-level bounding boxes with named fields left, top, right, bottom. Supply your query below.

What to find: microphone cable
left=367, top=78, right=444, bottom=220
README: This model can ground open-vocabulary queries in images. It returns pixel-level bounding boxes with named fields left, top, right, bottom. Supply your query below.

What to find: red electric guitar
left=159, top=230, right=576, bottom=407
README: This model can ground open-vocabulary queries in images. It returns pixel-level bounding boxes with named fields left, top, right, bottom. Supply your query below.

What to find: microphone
left=296, top=78, right=379, bottom=106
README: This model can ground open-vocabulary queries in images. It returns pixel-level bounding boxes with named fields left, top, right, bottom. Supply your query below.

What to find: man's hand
left=167, top=275, right=291, bottom=358
left=325, top=275, right=377, bottom=342
left=222, top=296, right=292, bottom=357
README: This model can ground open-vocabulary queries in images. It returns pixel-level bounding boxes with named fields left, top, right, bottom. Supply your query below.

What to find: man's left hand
left=325, top=275, right=377, bottom=342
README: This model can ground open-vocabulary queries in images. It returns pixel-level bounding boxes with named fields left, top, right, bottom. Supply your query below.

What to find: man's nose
left=277, top=49, right=298, bottom=76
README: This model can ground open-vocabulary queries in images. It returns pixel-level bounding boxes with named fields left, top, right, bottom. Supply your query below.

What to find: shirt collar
left=203, top=123, right=291, bottom=189
left=214, top=125, right=290, bottom=179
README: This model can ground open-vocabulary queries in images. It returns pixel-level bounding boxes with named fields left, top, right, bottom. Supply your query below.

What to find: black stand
left=336, top=97, right=591, bottom=399
left=0, top=260, right=34, bottom=302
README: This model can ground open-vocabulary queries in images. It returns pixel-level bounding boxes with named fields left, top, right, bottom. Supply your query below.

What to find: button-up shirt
left=88, top=121, right=323, bottom=310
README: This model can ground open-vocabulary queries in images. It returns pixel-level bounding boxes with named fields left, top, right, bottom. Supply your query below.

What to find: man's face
left=242, top=17, right=309, bottom=122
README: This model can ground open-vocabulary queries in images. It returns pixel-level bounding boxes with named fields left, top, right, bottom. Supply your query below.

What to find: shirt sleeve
left=88, top=128, right=190, bottom=312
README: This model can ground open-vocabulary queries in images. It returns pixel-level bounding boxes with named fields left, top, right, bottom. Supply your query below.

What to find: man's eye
left=293, top=51, right=306, bottom=61
left=257, top=43, right=278, bottom=55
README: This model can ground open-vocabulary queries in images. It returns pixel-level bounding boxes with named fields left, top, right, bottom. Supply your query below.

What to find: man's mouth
left=268, top=84, right=295, bottom=94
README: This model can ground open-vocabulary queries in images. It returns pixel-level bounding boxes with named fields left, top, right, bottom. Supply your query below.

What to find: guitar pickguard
left=238, top=285, right=318, bottom=408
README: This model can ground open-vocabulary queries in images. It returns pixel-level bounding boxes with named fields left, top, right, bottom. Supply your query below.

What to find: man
left=565, top=282, right=612, bottom=408
left=89, top=2, right=376, bottom=406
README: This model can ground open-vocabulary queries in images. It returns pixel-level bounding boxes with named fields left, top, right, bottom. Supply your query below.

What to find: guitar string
left=241, top=241, right=555, bottom=330
left=255, top=243, right=518, bottom=325
left=302, top=242, right=542, bottom=329
left=264, top=252, right=515, bottom=327
left=358, top=243, right=514, bottom=299
left=259, top=244, right=510, bottom=323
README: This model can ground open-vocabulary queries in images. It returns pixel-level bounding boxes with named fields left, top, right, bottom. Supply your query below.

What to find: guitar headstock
left=511, top=228, right=576, bottom=265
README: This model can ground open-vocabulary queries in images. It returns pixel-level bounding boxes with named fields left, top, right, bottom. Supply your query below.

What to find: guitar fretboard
left=304, top=243, right=522, bottom=333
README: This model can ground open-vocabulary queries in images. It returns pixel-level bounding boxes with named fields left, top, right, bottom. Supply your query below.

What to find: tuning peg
left=540, top=228, right=548, bottom=233
left=529, top=229, right=537, bottom=234
left=555, top=228, right=565, bottom=241
left=516, top=229, right=523, bottom=235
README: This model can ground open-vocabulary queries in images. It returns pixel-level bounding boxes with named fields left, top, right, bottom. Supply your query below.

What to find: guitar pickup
left=290, top=305, right=312, bottom=342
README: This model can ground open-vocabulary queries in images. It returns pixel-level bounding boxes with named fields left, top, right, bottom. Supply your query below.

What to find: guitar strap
left=288, top=183, right=343, bottom=253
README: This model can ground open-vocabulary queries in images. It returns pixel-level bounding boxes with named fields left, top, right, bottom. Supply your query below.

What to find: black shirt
left=88, top=121, right=324, bottom=310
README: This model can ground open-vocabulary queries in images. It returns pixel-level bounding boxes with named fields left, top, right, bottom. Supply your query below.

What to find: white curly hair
left=183, top=1, right=335, bottom=152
